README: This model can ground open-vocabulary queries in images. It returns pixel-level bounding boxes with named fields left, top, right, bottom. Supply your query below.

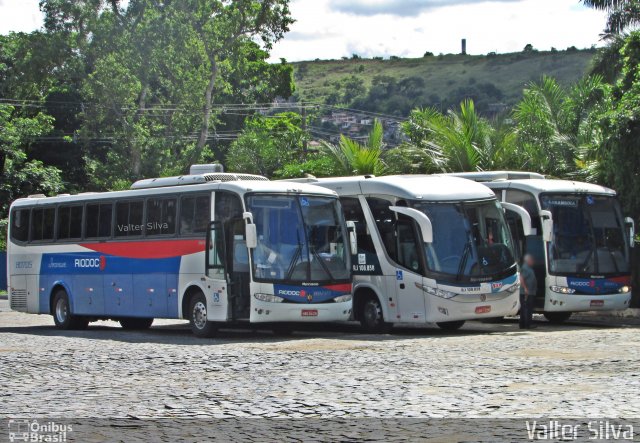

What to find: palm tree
left=513, top=75, right=607, bottom=179
left=402, top=99, right=499, bottom=172
left=582, top=0, right=640, bottom=34
left=321, top=119, right=387, bottom=175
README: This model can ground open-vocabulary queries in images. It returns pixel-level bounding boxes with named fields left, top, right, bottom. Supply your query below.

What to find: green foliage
left=582, top=0, right=640, bottom=34
left=293, top=49, right=595, bottom=116
left=0, top=105, right=63, bottom=219
left=275, top=155, right=340, bottom=179
left=227, top=112, right=308, bottom=177
left=402, top=100, right=501, bottom=172
left=320, top=119, right=387, bottom=175
left=597, top=31, right=640, bottom=222
left=513, top=75, right=607, bottom=177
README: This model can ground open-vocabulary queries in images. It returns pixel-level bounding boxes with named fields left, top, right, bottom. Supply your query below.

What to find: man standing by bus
left=519, top=254, right=537, bottom=329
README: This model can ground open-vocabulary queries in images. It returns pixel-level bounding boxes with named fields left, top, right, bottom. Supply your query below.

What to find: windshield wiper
left=285, top=232, right=303, bottom=280
left=457, top=241, right=472, bottom=281
left=311, top=247, right=334, bottom=280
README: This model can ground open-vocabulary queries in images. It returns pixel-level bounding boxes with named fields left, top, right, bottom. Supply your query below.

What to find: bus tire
left=544, top=311, right=572, bottom=324
left=52, top=290, right=89, bottom=330
left=119, top=318, right=154, bottom=330
left=360, top=296, right=391, bottom=333
left=436, top=320, right=466, bottom=331
left=189, top=292, right=217, bottom=338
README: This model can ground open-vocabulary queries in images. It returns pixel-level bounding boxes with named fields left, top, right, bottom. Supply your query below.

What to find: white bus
left=449, top=171, right=635, bottom=323
left=290, top=175, right=521, bottom=331
left=7, top=166, right=353, bottom=337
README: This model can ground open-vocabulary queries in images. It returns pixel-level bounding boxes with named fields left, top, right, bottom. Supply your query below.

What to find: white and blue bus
left=449, top=171, right=635, bottom=323
left=289, top=175, right=521, bottom=331
left=7, top=166, right=353, bottom=337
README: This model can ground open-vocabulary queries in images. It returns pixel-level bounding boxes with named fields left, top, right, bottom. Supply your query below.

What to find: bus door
left=225, top=218, right=250, bottom=321
left=205, top=221, right=230, bottom=321
left=393, top=217, right=427, bottom=322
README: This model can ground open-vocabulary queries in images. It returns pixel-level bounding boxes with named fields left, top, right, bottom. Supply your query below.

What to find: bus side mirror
left=346, top=220, right=357, bottom=255
left=390, top=206, right=433, bottom=243
left=245, top=224, right=257, bottom=249
left=243, top=211, right=258, bottom=249
left=501, top=202, right=532, bottom=236
left=540, top=210, right=553, bottom=243
left=625, top=217, right=635, bottom=248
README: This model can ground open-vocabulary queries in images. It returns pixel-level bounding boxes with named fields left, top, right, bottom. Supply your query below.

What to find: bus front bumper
left=250, top=300, right=352, bottom=323
left=544, top=291, right=632, bottom=312
left=426, top=293, right=520, bottom=323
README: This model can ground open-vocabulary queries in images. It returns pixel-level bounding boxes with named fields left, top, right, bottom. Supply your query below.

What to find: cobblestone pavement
left=1, top=299, right=639, bottom=420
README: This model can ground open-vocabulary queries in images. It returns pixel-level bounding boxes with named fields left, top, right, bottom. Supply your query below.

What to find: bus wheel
left=436, top=320, right=466, bottom=331
left=52, top=290, right=88, bottom=330
left=119, top=318, right=154, bottom=330
left=360, top=297, right=391, bottom=333
left=189, top=292, right=217, bottom=338
left=544, top=311, right=572, bottom=324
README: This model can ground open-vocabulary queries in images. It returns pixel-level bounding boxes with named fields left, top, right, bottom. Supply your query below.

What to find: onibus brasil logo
left=8, top=419, right=72, bottom=442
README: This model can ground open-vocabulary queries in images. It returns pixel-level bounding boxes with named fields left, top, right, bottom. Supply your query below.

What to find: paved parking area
left=0, top=298, right=639, bottom=420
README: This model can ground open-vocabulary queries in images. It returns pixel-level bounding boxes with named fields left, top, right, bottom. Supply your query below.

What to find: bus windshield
left=542, top=194, right=629, bottom=275
left=411, top=199, right=516, bottom=281
left=246, top=194, right=350, bottom=283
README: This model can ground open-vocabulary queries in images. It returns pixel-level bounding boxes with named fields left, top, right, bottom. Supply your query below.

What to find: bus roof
left=10, top=179, right=338, bottom=208
left=291, top=175, right=496, bottom=201
left=443, top=171, right=546, bottom=181
left=483, top=178, right=617, bottom=196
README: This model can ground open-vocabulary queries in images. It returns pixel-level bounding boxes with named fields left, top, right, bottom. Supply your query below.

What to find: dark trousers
left=519, top=292, right=534, bottom=329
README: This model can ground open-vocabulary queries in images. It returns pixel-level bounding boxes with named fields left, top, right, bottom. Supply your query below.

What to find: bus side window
left=180, top=195, right=211, bottom=235
left=57, top=205, right=83, bottom=240
left=115, top=200, right=143, bottom=237
left=339, top=197, right=375, bottom=255
left=10, top=209, right=30, bottom=242
left=31, top=207, right=55, bottom=242
left=505, top=189, right=541, bottom=233
left=85, top=203, right=113, bottom=239
left=146, top=197, right=177, bottom=236
left=366, top=197, right=398, bottom=261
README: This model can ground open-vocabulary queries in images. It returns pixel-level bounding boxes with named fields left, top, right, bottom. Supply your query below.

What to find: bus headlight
left=423, top=286, right=457, bottom=299
left=550, top=286, right=576, bottom=294
left=333, top=294, right=352, bottom=303
left=506, top=284, right=520, bottom=293
left=254, top=293, right=284, bottom=303
left=619, top=286, right=631, bottom=294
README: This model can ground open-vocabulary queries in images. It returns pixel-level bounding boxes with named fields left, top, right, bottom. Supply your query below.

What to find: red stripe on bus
left=80, top=239, right=206, bottom=259
left=323, top=283, right=352, bottom=292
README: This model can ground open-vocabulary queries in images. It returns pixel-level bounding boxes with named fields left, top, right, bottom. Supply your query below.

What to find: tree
left=0, top=105, right=64, bottom=221
left=320, top=119, right=387, bottom=175
left=597, top=31, right=640, bottom=222
left=226, top=112, right=308, bottom=177
left=402, top=100, right=500, bottom=172
left=513, top=75, right=607, bottom=177
left=582, top=0, right=640, bottom=34
left=31, top=0, right=295, bottom=188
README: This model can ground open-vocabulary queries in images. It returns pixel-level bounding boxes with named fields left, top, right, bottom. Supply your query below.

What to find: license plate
left=301, top=309, right=318, bottom=317
left=590, top=300, right=604, bottom=307
left=475, top=305, right=491, bottom=314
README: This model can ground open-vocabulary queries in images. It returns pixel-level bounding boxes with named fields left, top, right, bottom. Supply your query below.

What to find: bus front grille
left=10, top=289, right=27, bottom=311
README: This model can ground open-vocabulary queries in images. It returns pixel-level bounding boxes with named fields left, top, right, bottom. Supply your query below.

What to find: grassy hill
left=293, top=49, right=596, bottom=116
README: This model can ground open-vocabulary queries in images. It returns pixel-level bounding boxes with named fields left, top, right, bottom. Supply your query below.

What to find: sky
left=0, top=0, right=608, bottom=62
